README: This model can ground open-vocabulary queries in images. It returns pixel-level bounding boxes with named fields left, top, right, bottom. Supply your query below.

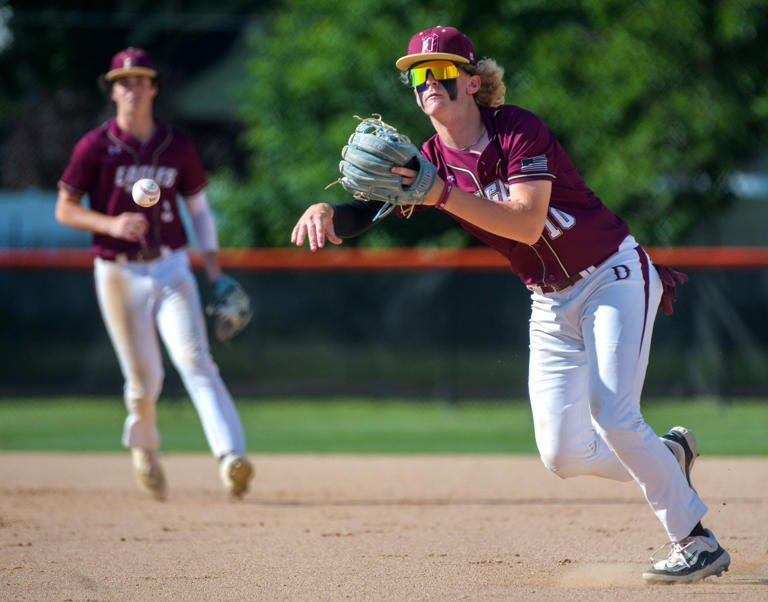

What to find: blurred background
left=1, top=0, right=767, bottom=402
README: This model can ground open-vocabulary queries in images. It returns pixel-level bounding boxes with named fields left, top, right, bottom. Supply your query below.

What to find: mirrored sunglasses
left=409, top=61, right=460, bottom=87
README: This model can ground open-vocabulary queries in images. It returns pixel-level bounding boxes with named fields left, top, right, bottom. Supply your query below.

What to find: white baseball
left=132, top=178, right=161, bottom=207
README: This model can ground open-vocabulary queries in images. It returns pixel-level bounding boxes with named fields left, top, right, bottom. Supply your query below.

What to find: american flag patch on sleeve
left=520, top=155, right=548, bottom=173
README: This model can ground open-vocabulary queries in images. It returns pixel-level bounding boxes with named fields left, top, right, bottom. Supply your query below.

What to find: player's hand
left=108, top=212, right=149, bottom=242
left=291, top=203, right=342, bottom=252
left=391, top=165, right=417, bottom=187
left=391, top=166, right=440, bottom=205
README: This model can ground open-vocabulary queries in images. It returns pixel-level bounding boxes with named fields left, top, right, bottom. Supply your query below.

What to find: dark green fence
left=1, top=266, right=766, bottom=400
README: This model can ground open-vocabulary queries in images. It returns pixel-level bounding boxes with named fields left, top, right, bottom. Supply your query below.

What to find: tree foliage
left=217, top=0, right=768, bottom=247
left=0, top=1, right=266, bottom=187
left=494, top=0, right=768, bottom=244
left=2, top=2, right=766, bottom=247
left=215, top=0, right=475, bottom=247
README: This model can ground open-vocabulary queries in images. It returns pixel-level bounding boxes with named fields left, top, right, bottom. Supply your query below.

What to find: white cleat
left=219, top=453, right=253, bottom=497
left=131, top=448, right=167, bottom=501
left=643, top=529, right=730, bottom=584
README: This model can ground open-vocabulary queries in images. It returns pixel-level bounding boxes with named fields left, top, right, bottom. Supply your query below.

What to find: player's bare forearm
left=55, top=188, right=148, bottom=242
left=393, top=166, right=551, bottom=245
left=433, top=181, right=550, bottom=245
left=55, top=189, right=112, bottom=235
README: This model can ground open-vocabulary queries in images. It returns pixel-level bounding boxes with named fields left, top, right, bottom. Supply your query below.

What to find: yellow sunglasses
left=409, top=60, right=460, bottom=87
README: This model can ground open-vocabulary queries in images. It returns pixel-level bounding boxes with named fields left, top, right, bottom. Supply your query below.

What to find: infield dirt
left=1, top=453, right=766, bottom=601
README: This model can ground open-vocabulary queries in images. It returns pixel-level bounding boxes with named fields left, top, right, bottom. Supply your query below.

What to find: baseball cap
left=104, top=47, right=157, bottom=81
left=395, top=26, right=476, bottom=71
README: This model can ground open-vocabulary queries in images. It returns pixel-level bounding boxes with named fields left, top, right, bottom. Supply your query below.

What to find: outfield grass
left=0, top=397, right=765, bottom=455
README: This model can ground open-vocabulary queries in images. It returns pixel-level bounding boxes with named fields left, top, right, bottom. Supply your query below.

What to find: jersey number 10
left=543, top=208, right=575, bottom=240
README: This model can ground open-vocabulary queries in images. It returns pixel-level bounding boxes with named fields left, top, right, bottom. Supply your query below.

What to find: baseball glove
left=206, top=274, right=252, bottom=342
left=327, top=115, right=437, bottom=221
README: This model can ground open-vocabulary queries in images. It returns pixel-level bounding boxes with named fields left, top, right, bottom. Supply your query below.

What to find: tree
left=221, top=0, right=768, bottom=247
left=0, top=2, right=267, bottom=188
left=492, top=0, right=768, bottom=244
left=218, top=0, right=475, bottom=247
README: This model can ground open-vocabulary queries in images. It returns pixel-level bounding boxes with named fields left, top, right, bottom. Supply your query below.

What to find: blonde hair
left=399, top=57, right=506, bottom=107
left=466, top=58, right=506, bottom=107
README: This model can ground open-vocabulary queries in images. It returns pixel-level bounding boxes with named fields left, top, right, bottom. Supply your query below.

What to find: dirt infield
left=1, top=453, right=766, bottom=601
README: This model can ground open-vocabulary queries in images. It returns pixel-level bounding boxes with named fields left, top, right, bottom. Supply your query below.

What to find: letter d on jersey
left=612, top=265, right=630, bottom=280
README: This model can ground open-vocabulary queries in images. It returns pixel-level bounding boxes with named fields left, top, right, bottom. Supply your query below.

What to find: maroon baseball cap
left=104, top=47, right=157, bottom=81
left=395, top=26, right=476, bottom=71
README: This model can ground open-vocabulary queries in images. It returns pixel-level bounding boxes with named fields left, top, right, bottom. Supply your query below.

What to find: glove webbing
left=325, top=115, right=418, bottom=221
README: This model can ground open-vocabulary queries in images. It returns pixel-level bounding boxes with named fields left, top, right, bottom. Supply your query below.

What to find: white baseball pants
left=528, top=236, right=707, bottom=542
left=94, top=250, right=246, bottom=458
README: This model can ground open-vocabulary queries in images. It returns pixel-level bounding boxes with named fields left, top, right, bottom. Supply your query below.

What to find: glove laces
left=325, top=114, right=419, bottom=220
left=353, top=114, right=410, bottom=142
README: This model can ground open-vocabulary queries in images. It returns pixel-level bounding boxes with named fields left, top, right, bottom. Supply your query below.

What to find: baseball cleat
left=642, top=529, right=730, bottom=584
left=661, top=426, right=698, bottom=489
left=219, top=453, right=253, bottom=497
left=131, top=448, right=167, bottom=501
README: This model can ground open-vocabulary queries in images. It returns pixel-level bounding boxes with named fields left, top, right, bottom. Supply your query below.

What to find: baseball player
left=55, top=47, right=253, bottom=500
left=291, top=26, right=730, bottom=583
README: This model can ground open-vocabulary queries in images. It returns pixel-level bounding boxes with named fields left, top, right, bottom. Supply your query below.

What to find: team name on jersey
left=482, top=179, right=510, bottom=202
left=114, top=165, right=179, bottom=191
left=483, top=178, right=576, bottom=240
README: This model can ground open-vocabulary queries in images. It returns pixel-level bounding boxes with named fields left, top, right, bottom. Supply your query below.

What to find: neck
left=430, top=105, right=485, bottom=151
left=116, top=110, right=155, bottom=143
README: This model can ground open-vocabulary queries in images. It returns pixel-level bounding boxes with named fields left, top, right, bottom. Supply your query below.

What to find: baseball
left=132, top=178, right=161, bottom=207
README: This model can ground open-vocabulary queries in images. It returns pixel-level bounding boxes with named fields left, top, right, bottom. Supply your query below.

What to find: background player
left=55, top=47, right=253, bottom=500
left=291, top=26, right=729, bottom=583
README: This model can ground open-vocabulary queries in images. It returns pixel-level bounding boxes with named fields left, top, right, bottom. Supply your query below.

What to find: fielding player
left=55, top=48, right=253, bottom=500
left=291, top=26, right=730, bottom=584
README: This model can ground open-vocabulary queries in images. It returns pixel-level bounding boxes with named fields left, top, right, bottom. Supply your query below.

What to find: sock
left=688, top=522, right=707, bottom=537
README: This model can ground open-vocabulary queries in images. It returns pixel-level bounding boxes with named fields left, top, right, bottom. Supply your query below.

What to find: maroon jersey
left=421, top=105, right=629, bottom=287
left=58, top=118, right=208, bottom=259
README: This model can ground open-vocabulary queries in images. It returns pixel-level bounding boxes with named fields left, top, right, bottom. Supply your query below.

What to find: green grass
left=0, top=397, right=766, bottom=454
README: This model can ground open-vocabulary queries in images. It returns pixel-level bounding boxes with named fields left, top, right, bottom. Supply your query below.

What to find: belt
left=527, top=247, right=621, bottom=295
left=108, top=246, right=173, bottom=264
left=528, top=272, right=585, bottom=294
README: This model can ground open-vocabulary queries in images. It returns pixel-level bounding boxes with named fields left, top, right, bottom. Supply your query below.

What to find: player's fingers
left=316, top=219, right=330, bottom=249
left=293, top=205, right=334, bottom=251
left=294, top=223, right=310, bottom=248
left=391, top=166, right=416, bottom=186
left=307, top=218, right=324, bottom=252
left=136, top=219, right=150, bottom=237
left=325, top=220, right=342, bottom=245
left=123, top=213, right=149, bottom=236
left=111, top=215, right=141, bottom=241
left=291, top=221, right=303, bottom=245
left=131, top=222, right=148, bottom=241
